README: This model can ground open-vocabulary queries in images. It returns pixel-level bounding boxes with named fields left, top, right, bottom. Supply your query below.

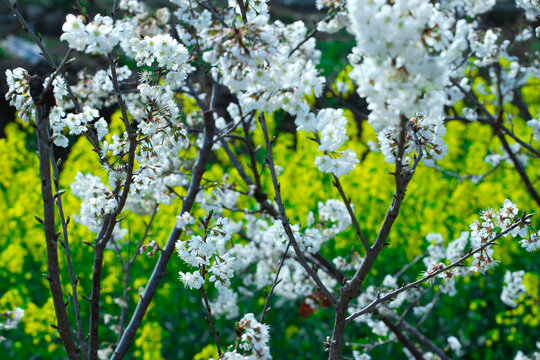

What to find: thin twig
left=387, top=313, right=450, bottom=360
left=200, top=285, right=223, bottom=355
left=117, top=206, right=158, bottom=341
left=393, top=252, right=425, bottom=280
left=496, top=131, right=540, bottom=207
left=260, top=243, right=291, bottom=323
left=259, top=113, right=337, bottom=305
left=332, top=175, right=370, bottom=252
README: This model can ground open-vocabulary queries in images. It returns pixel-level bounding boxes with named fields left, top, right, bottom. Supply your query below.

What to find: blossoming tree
left=3, top=0, right=540, bottom=359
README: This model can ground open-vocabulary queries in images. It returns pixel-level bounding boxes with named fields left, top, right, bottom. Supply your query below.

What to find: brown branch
left=111, top=109, right=216, bottom=360
left=200, top=285, right=222, bottom=355
left=29, top=76, right=80, bottom=360
left=117, top=206, right=158, bottom=342
left=259, top=113, right=337, bottom=305
left=385, top=314, right=450, bottom=360
left=332, top=175, right=370, bottom=252
left=496, top=131, right=540, bottom=207
left=260, top=243, right=291, bottom=323
left=236, top=0, right=248, bottom=24
left=329, top=117, right=421, bottom=360
left=51, top=137, right=88, bottom=360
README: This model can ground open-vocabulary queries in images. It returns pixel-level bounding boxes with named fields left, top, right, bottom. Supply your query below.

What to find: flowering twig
left=345, top=215, right=533, bottom=323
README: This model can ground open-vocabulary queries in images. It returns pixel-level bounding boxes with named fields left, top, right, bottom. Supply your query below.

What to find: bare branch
left=29, top=76, right=80, bottom=360
left=260, top=243, right=291, bottom=323
left=332, top=175, right=370, bottom=252
left=200, top=285, right=223, bottom=355
left=259, top=113, right=337, bottom=305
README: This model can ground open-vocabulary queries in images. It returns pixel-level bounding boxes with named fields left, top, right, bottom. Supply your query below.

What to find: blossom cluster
left=4, top=68, right=33, bottom=123
left=315, top=0, right=348, bottom=33
left=378, top=114, right=448, bottom=167
left=310, top=109, right=359, bottom=177
left=0, top=307, right=24, bottom=331
left=61, top=14, right=126, bottom=55
left=70, top=172, right=126, bottom=240
left=227, top=211, right=339, bottom=302
left=347, top=0, right=470, bottom=132
left=420, top=199, right=537, bottom=289
left=130, top=34, right=190, bottom=84
left=216, top=313, right=271, bottom=360
left=500, top=270, right=527, bottom=308
left=196, top=2, right=324, bottom=126
left=175, top=216, right=236, bottom=289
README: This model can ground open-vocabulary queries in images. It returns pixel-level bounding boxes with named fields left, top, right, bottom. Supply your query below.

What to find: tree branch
left=30, top=76, right=80, bottom=360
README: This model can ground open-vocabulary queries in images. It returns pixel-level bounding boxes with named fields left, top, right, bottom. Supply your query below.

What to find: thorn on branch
left=34, top=215, right=43, bottom=224
left=82, top=241, right=95, bottom=248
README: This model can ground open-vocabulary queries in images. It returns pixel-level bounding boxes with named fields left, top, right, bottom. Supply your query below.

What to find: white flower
left=447, top=336, right=462, bottom=355
left=501, top=270, right=527, bottom=308
left=0, top=307, right=24, bottom=330
left=175, top=212, right=195, bottom=230
left=178, top=270, right=205, bottom=290
left=520, top=231, right=540, bottom=252
left=60, top=14, right=88, bottom=51
left=353, top=351, right=371, bottom=360
left=382, top=275, right=398, bottom=289
left=94, top=118, right=109, bottom=140
left=315, top=149, right=358, bottom=177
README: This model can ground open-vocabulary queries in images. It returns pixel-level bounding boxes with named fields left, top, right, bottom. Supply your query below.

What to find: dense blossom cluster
left=347, top=0, right=469, bottom=133
left=61, top=14, right=125, bottom=55
left=70, top=172, right=126, bottom=239
left=309, top=109, right=359, bottom=177
left=5, top=68, right=33, bottom=123
left=175, top=216, right=236, bottom=289
left=215, top=313, right=271, bottom=360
